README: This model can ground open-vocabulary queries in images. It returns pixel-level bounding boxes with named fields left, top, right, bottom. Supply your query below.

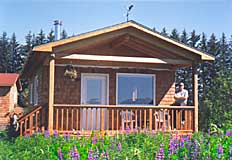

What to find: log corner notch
left=192, top=63, right=198, bottom=132
left=48, top=53, right=55, bottom=133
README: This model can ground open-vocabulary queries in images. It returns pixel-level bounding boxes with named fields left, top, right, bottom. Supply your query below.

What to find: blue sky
left=1, top=0, right=232, bottom=43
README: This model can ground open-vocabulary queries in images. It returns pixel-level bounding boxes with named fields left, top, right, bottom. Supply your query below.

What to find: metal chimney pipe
left=54, top=20, right=62, bottom=40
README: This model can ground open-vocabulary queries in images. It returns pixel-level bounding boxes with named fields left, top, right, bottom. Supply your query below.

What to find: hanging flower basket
left=64, top=64, right=78, bottom=81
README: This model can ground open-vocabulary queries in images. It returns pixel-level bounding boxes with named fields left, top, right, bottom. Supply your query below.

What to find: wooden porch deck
left=18, top=104, right=194, bottom=136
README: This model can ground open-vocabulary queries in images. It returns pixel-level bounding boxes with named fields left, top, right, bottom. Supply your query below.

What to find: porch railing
left=18, top=105, right=47, bottom=136
left=53, top=104, right=194, bottom=134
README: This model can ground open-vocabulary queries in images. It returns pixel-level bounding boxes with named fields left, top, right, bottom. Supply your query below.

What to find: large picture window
left=117, top=73, right=155, bottom=105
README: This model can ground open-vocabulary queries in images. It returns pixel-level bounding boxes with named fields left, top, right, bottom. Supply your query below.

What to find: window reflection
left=117, top=74, right=154, bottom=105
left=86, top=79, right=102, bottom=104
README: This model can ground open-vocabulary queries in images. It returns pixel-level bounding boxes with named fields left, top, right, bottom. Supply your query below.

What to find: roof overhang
left=0, top=73, right=22, bottom=91
left=59, top=54, right=192, bottom=65
left=21, top=20, right=215, bottom=79
left=32, top=21, right=215, bottom=61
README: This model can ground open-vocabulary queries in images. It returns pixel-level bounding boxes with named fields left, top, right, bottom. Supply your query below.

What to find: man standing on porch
left=174, top=83, right=189, bottom=106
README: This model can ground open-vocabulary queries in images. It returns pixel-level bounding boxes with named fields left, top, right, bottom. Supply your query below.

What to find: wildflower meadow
left=0, top=129, right=231, bottom=160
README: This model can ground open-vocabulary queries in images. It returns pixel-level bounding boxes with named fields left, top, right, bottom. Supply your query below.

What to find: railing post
left=29, top=114, right=33, bottom=134
left=193, top=63, right=198, bottom=132
left=48, top=53, right=55, bottom=133
left=149, top=109, right=152, bottom=130
left=100, top=108, right=104, bottom=131
left=20, top=122, right=23, bottom=136
left=35, top=111, right=38, bottom=132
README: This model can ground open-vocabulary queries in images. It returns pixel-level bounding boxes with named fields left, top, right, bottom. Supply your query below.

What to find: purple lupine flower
left=134, top=127, right=138, bottom=133
left=156, top=144, right=165, bottom=160
left=175, top=132, right=178, bottom=140
left=217, top=143, right=224, bottom=159
left=125, top=126, right=130, bottom=135
left=37, top=128, right=42, bottom=133
left=180, top=137, right=185, bottom=148
left=88, top=148, right=93, bottom=160
left=161, top=124, right=165, bottom=132
left=110, top=140, right=115, bottom=150
left=226, top=130, right=231, bottom=136
left=117, top=142, right=122, bottom=152
left=144, top=128, right=149, bottom=134
left=53, top=130, right=58, bottom=138
left=44, top=130, right=50, bottom=138
left=24, top=133, right=30, bottom=138
left=191, top=139, right=199, bottom=159
left=58, top=148, right=63, bottom=160
left=208, top=129, right=211, bottom=136
left=92, top=136, right=97, bottom=144
left=186, top=140, right=191, bottom=150
left=168, top=139, right=175, bottom=157
left=67, top=132, right=71, bottom=141
left=93, top=147, right=99, bottom=160
left=105, top=150, right=109, bottom=158
left=70, top=146, right=80, bottom=160
left=63, top=133, right=67, bottom=139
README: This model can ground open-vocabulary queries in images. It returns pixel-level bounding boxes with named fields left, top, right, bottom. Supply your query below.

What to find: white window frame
left=81, top=73, right=109, bottom=105
left=29, top=83, right=33, bottom=104
left=30, top=76, right=38, bottom=106
left=33, top=76, right=38, bottom=105
left=116, top=73, right=156, bottom=106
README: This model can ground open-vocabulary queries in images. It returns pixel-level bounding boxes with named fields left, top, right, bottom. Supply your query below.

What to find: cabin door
left=81, top=74, right=108, bottom=130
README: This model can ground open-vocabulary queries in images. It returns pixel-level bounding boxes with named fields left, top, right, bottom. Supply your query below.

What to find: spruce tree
left=180, top=29, right=188, bottom=44
left=228, top=35, right=232, bottom=70
left=152, top=27, right=156, bottom=32
left=160, top=27, right=168, bottom=36
left=188, top=30, right=201, bottom=48
left=8, top=33, right=19, bottom=73
left=207, top=34, right=219, bottom=82
left=170, top=29, right=180, bottom=41
left=61, top=29, right=68, bottom=39
left=218, top=33, right=229, bottom=72
left=24, top=31, right=33, bottom=53
left=198, top=32, right=208, bottom=100
left=47, top=29, right=55, bottom=42
left=31, top=33, right=37, bottom=47
left=176, top=29, right=189, bottom=90
left=35, top=29, right=46, bottom=45
left=0, top=32, right=10, bottom=72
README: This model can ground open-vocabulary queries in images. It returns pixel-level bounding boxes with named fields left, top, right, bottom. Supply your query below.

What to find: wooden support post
left=100, top=108, right=104, bottom=131
left=149, top=109, right=152, bottom=130
left=193, top=63, right=198, bottom=132
left=48, top=54, right=55, bottom=133
left=29, top=114, right=33, bottom=134
left=20, top=122, right=23, bottom=136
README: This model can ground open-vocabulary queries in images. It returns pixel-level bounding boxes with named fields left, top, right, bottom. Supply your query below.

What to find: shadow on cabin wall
left=156, top=71, right=175, bottom=106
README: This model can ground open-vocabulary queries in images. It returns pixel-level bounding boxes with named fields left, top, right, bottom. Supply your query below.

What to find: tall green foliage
left=202, top=70, right=232, bottom=129
left=0, top=32, right=10, bottom=72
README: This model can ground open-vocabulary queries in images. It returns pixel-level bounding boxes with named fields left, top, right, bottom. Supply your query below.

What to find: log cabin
left=0, top=73, right=23, bottom=130
left=18, top=21, right=214, bottom=136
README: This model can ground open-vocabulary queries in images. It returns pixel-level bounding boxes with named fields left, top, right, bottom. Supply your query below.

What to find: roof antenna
left=126, top=4, right=134, bottom=22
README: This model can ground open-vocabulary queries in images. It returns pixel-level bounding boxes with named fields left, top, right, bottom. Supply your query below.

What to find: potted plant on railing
left=64, top=64, right=78, bottom=81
